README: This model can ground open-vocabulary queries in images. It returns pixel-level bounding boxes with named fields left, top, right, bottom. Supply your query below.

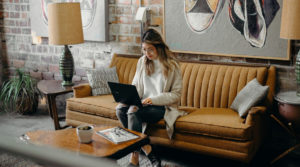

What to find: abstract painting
left=165, top=0, right=290, bottom=60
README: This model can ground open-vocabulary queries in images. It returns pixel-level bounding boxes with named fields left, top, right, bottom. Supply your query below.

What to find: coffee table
left=21, top=126, right=149, bottom=159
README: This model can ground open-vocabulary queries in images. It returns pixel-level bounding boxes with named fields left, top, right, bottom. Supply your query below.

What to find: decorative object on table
left=0, top=69, right=40, bottom=114
left=76, top=125, right=94, bottom=143
left=96, top=127, right=139, bottom=144
left=280, top=0, right=300, bottom=96
left=47, top=2, right=84, bottom=86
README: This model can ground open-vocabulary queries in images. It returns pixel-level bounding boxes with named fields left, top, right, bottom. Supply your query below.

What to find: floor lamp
left=280, top=0, right=300, bottom=96
left=48, top=3, right=84, bottom=86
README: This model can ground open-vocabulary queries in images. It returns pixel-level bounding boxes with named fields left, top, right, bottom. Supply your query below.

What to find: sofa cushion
left=67, top=95, right=118, bottom=120
left=86, top=67, right=119, bottom=96
left=175, top=108, right=252, bottom=141
left=230, top=78, right=269, bottom=118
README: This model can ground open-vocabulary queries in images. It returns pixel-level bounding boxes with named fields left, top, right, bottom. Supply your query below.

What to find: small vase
left=295, top=50, right=300, bottom=96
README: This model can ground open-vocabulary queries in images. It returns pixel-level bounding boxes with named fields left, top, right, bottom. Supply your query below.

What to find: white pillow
left=230, top=78, right=269, bottom=118
left=86, top=67, right=119, bottom=96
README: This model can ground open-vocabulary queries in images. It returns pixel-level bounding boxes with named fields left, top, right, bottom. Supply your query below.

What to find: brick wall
left=0, top=0, right=298, bottom=92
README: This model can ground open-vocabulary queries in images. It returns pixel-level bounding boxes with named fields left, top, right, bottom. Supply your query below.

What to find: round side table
left=270, top=91, right=300, bottom=165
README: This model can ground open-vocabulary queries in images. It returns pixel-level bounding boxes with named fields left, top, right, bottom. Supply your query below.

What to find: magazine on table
left=96, top=127, right=139, bottom=144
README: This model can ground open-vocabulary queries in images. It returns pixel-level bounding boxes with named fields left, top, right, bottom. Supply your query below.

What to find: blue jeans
left=116, top=104, right=165, bottom=133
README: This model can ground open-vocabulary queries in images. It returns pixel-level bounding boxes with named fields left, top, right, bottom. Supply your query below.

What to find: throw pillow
left=230, top=78, right=269, bottom=118
left=86, top=66, right=119, bottom=96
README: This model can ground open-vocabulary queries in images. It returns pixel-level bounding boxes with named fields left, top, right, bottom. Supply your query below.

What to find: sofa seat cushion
left=175, top=107, right=252, bottom=141
left=67, top=95, right=118, bottom=120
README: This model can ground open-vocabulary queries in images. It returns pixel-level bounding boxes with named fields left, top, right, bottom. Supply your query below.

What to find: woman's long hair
left=142, top=29, right=178, bottom=77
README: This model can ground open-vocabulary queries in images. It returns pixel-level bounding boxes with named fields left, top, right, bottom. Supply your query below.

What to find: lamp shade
left=280, top=0, right=300, bottom=39
left=48, top=3, right=84, bottom=45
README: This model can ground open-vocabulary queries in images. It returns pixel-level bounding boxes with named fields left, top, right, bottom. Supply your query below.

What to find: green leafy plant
left=0, top=69, right=40, bottom=114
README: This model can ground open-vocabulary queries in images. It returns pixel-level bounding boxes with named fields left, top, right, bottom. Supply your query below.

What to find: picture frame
left=163, top=0, right=290, bottom=60
left=29, top=0, right=109, bottom=42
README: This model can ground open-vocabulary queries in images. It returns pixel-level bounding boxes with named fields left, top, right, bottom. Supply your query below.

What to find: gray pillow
left=86, top=67, right=119, bottom=96
left=230, top=78, right=269, bottom=118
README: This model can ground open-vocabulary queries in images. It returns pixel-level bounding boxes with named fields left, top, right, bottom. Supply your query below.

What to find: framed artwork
left=164, top=0, right=290, bottom=60
left=30, top=0, right=109, bottom=42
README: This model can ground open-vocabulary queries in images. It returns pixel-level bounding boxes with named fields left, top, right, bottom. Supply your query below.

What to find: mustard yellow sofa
left=66, top=53, right=276, bottom=163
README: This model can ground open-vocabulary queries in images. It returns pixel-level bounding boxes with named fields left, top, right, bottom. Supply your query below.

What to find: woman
left=116, top=29, right=185, bottom=166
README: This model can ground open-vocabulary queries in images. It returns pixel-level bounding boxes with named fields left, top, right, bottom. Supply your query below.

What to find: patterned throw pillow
left=230, top=78, right=269, bottom=118
left=86, top=67, right=119, bottom=96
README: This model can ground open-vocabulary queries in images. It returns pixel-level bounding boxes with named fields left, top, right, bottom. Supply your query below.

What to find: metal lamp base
left=60, top=45, right=74, bottom=86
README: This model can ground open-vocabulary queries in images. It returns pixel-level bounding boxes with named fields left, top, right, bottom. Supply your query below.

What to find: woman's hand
left=142, top=98, right=152, bottom=105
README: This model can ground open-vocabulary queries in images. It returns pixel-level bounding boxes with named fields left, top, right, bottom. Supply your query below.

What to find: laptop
left=107, top=82, right=143, bottom=108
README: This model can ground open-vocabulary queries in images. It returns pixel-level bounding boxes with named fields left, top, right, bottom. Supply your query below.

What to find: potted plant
left=0, top=68, right=40, bottom=114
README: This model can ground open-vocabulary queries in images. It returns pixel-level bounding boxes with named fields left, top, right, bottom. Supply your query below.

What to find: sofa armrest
left=72, top=83, right=92, bottom=98
left=245, top=106, right=267, bottom=125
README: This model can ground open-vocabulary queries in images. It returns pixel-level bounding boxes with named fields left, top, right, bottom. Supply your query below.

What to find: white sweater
left=142, top=59, right=165, bottom=100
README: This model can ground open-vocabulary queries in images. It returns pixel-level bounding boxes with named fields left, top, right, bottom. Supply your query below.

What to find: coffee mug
left=76, top=125, right=94, bottom=143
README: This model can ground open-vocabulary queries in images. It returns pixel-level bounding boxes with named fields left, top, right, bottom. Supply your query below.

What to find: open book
left=96, top=127, right=139, bottom=144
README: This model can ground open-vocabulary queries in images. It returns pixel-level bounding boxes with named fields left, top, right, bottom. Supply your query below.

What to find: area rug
left=0, top=152, right=43, bottom=167
left=117, top=153, right=181, bottom=167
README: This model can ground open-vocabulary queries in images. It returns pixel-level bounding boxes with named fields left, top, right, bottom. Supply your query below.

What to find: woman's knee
left=116, top=103, right=128, bottom=117
left=128, top=105, right=139, bottom=113
left=116, top=103, right=128, bottom=110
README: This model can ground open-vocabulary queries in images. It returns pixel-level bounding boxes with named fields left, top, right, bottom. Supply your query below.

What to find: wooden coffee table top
left=23, top=126, right=149, bottom=159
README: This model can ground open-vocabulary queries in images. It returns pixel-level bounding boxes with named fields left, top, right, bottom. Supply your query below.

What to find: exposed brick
left=30, top=71, right=42, bottom=80
left=135, top=36, right=141, bottom=44
left=9, top=12, right=19, bottom=18
left=21, top=13, right=27, bottom=19
left=116, top=0, right=131, bottom=5
left=13, top=59, right=24, bottom=68
left=110, top=35, right=117, bottom=41
left=109, top=0, right=115, bottom=4
left=81, top=77, right=88, bottom=81
left=37, top=64, right=48, bottom=72
left=72, top=75, right=81, bottom=82
left=42, top=72, right=54, bottom=80
left=158, top=6, right=163, bottom=16
left=49, top=64, right=60, bottom=73
left=119, top=35, right=133, bottom=42
left=119, top=24, right=131, bottom=34
left=131, top=26, right=141, bottom=34
left=118, top=15, right=133, bottom=24
left=109, top=6, right=115, bottom=15
left=41, top=54, right=52, bottom=63
left=75, top=68, right=86, bottom=77
left=116, top=6, right=132, bottom=15
left=109, top=15, right=117, bottom=23
left=150, top=0, right=162, bottom=5
left=79, top=58, right=94, bottom=68
left=54, top=73, right=62, bottom=81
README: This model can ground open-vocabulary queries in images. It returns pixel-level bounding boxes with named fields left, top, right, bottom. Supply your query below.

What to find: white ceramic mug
left=76, top=125, right=94, bottom=143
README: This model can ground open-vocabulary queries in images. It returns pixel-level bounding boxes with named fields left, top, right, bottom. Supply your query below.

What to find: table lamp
left=47, top=3, right=84, bottom=86
left=280, top=0, right=300, bottom=96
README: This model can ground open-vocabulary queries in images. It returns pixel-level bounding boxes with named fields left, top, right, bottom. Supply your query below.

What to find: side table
left=271, top=91, right=300, bottom=165
left=37, top=80, right=87, bottom=130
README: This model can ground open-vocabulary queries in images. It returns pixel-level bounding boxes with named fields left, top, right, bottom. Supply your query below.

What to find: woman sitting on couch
left=116, top=29, right=186, bottom=167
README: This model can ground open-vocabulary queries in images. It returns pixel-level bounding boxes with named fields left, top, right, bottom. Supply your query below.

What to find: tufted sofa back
left=180, top=62, right=275, bottom=108
left=110, top=54, right=276, bottom=109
